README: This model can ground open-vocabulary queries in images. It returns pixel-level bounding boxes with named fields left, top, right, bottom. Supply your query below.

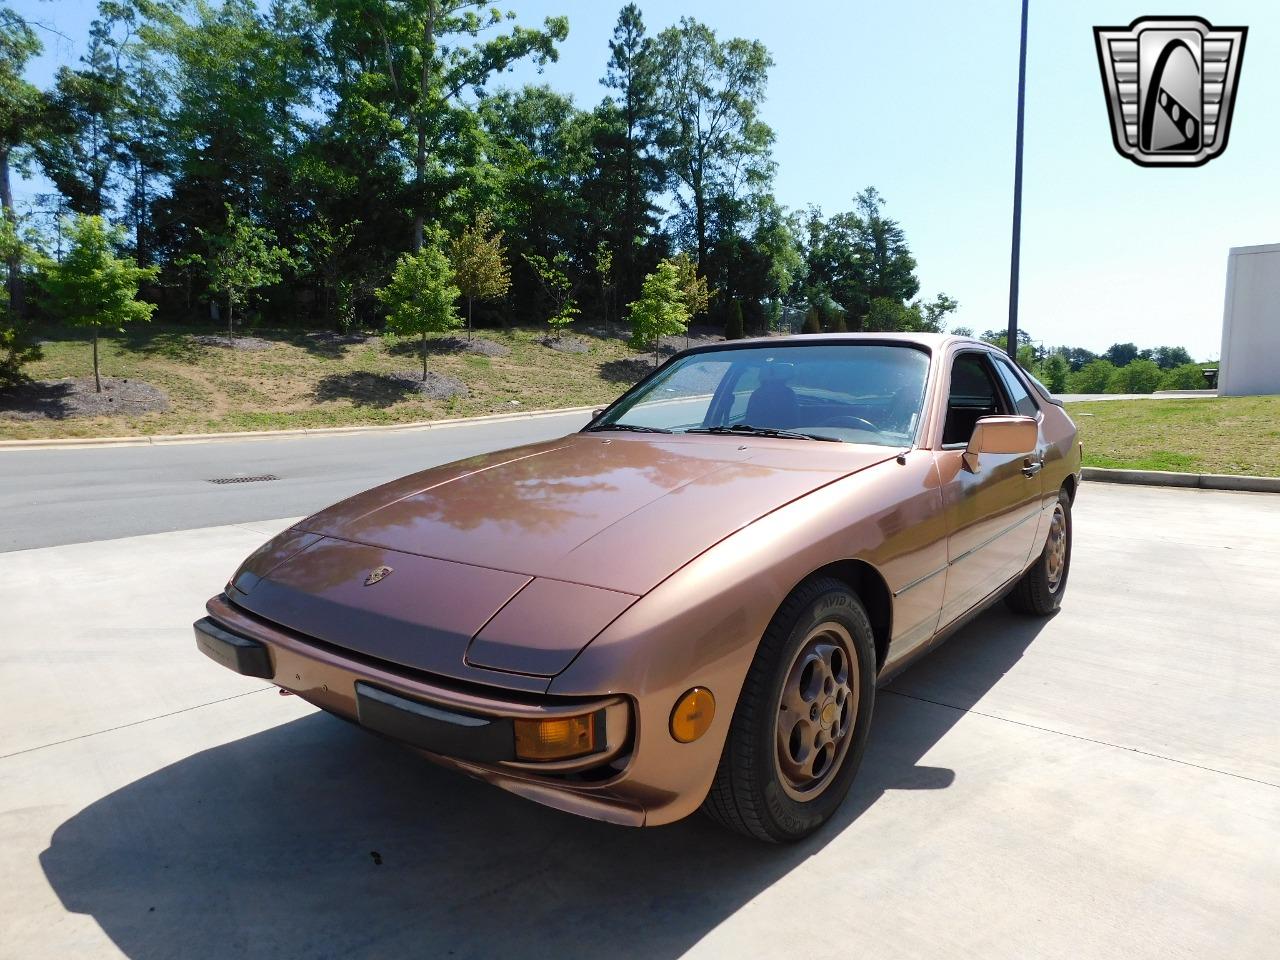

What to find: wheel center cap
left=819, top=699, right=837, bottom=728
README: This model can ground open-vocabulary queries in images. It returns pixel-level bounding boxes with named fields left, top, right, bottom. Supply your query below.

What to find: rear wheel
left=703, top=577, right=876, bottom=842
left=1006, top=487, right=1072, bottom=615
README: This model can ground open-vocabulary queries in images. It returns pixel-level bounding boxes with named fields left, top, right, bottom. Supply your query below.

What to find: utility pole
left=1006, top=0, right=1030, bottom=360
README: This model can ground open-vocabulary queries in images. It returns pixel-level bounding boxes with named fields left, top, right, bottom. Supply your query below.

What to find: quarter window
left=993, top=357, right=1040, bottom=417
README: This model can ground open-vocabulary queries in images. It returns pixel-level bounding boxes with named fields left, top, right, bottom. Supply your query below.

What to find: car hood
left=228, top=434, right=894, bottom=679
left=293, top=433, right=894, bottom=594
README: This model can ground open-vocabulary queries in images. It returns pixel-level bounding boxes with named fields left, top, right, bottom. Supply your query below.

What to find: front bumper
left=194, top=597, right=646, bottom=826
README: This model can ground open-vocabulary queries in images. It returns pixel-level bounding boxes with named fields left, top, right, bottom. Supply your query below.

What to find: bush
left=1067, top=358, right=1117, bottom=393
left=0, top=217, right=41, bottom=387
left=724, top=300, right=744, bottom=340
left=1106, top=358, right=1163, bottom=394
left=0, top=311, right=41, bottom=387
left=1159, top=362, right=1208, bottom=390
left=802, top=305, right=821, bottom=334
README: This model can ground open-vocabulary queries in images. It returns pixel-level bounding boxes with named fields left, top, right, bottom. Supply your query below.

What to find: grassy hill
left=0, top=326, right=656, bottom=440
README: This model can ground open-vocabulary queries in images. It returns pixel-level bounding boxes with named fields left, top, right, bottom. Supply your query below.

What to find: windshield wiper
left=586, top=423, right=674, bottom=434
left=685, top=424, right=841, bottom=442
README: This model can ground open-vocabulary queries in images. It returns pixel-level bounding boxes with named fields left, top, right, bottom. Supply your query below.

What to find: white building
left=1219, top=243, right=1280, bottom=396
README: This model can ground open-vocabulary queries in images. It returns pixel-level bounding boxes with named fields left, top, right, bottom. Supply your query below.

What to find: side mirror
left=964, top=415, right=1037, bottom=472
left=591, top=408, right=605, bottom=419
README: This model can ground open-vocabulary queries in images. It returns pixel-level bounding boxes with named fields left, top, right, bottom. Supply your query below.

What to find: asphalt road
left=0, top=410, right=592, bottom=552
left=1, top=482, right=1277, bottom=959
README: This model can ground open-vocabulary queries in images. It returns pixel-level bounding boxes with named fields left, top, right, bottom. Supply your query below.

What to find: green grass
left=1067, top=396, right=1280, bottom=477
left=0, top=326, right=643, bottom=441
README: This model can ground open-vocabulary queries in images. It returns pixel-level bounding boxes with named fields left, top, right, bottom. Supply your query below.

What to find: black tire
left=1006, top=487, right=1073, bottom=616
left=702, top=576, right=877, bottom=843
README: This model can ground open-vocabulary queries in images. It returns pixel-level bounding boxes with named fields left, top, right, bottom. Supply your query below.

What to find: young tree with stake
left=523, top=251, right=579, bottom=336
left=39, top=215, right=157, bottom=392
left=195, top=206, right=292, bottom=346
left=378, top=226, right=461, bottom=380
left=449, top=211, right=510, bottom=341
left=629, top=259, right=689, bottom=364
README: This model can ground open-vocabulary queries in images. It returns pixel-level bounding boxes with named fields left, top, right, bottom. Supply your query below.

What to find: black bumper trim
left=355, top=682, right=514, bottom=764
left=194, top=617, right=274, bottom=679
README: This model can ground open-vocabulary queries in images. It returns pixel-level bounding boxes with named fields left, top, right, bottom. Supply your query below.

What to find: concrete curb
left=1083, top=466, right=1280, bottom=494
left=0, top=404, right=598, bottom=451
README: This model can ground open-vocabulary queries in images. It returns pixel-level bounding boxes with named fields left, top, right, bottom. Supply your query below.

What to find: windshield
left=590, top=343, right=930, bottom=446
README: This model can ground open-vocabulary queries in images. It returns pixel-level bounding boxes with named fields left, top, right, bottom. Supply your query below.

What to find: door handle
left=1021, top=456, right=1043, bottom=478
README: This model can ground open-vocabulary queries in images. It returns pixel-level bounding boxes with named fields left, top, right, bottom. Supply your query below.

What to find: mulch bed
left=432, top=336, right=510, bottom=357
left=302, top=331, right=372, bottom=346
left=540, top=335, right=591, bottom=354
left=0, top=377, right=170, bottom=420
left=387, top=370, right=470, bottom=400
left=193, top=334, right=273, bottom=351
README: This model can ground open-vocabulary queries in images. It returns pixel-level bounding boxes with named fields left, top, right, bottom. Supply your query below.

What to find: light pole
left=1006, top=0, right=1029, bottom=360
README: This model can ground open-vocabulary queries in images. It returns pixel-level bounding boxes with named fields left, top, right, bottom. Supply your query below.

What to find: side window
left=993, top=357, right=1039, bottom=417
left=943, top=353, right=1007, bottom=445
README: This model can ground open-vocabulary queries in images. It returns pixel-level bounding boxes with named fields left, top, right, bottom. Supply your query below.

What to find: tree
left=1059, top=346, right=1097, bottom=371
left=651, top=19, right=774, bottom=270
left=629, top=259, right=688, bottom=361
left=450, top=210, right=509, bottom=340
left=0, top=7, right=42, bottom=323
left=1150, top=345, right=1193, bottom=369
left=33, top=4, right=145, bottom=220
left=1037, top=352, right=1070, bottom=392
left=917, top=293, right=959, bottom=332
left=377, top=226, right=460, bottom=379
left=1103, top=342, right=1140, bottom=367
left=1107, top=358, right=1162, bottom=394
left=1068, top=358, right=1117, bottom=394
left=596, top=4, right=663, bottom=304
left=39, top=214, right=158, bottom=392
left=669, top=250, right=710, bottom=321
left=195, top=206, right=292, bottom=344
left=315, top=0, right=567, bottom=252
left=523, top=251, right=578, bottom=333
left=802, top=305, right=821, bottom=333
left=724, top=298, right=744, bottom=339
left=593, top=240, right=614, bottom=333
left=950, top=326, right=974, bottom=338
left=800, top=191, right=918, bottom=329
left=480, top=85, right=592, bottom=324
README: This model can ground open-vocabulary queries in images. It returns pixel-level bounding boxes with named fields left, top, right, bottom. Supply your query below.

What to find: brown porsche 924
left=196, top=333, right=1080, bottom=841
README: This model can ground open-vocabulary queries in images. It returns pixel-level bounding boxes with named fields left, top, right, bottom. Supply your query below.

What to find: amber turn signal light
left=670, top=687, right=715, bottom=743
left=513, top=712, right=599, bottom=761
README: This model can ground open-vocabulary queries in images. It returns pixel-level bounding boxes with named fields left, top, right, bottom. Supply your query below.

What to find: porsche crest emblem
left=1094, top=16, right=1247, bottom=167
left=363, top=565, right=394, bottom=586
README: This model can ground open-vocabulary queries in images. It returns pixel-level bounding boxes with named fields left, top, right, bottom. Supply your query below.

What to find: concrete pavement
left=1, top=484, right=1277, bottom=959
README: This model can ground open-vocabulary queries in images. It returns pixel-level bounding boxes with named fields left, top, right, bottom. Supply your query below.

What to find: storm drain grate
left=206, top=474, right=280, bottom=485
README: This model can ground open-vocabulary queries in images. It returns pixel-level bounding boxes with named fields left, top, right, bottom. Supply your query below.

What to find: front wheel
left=703, top=577, right=876, bottom=843
left=1006, top=487, right=1073, bottom=616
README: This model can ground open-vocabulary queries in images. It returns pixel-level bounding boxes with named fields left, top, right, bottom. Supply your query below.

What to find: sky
left=12, top=0, right=1280, bottom=359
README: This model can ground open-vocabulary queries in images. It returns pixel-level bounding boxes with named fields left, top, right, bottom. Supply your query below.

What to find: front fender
left=548, top=451, right=943, bottom=823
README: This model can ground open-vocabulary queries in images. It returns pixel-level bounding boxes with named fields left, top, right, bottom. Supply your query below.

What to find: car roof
left=678, top=331, right=989, bottom=354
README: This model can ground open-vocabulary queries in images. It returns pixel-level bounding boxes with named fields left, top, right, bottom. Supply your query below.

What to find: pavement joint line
left=0, top=686, right=274, bottom=762
left=883, top=689, right=1280, bottom=790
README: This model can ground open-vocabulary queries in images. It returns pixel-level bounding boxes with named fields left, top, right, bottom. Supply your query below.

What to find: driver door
left=935, top=350, right=1043, bottom=628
